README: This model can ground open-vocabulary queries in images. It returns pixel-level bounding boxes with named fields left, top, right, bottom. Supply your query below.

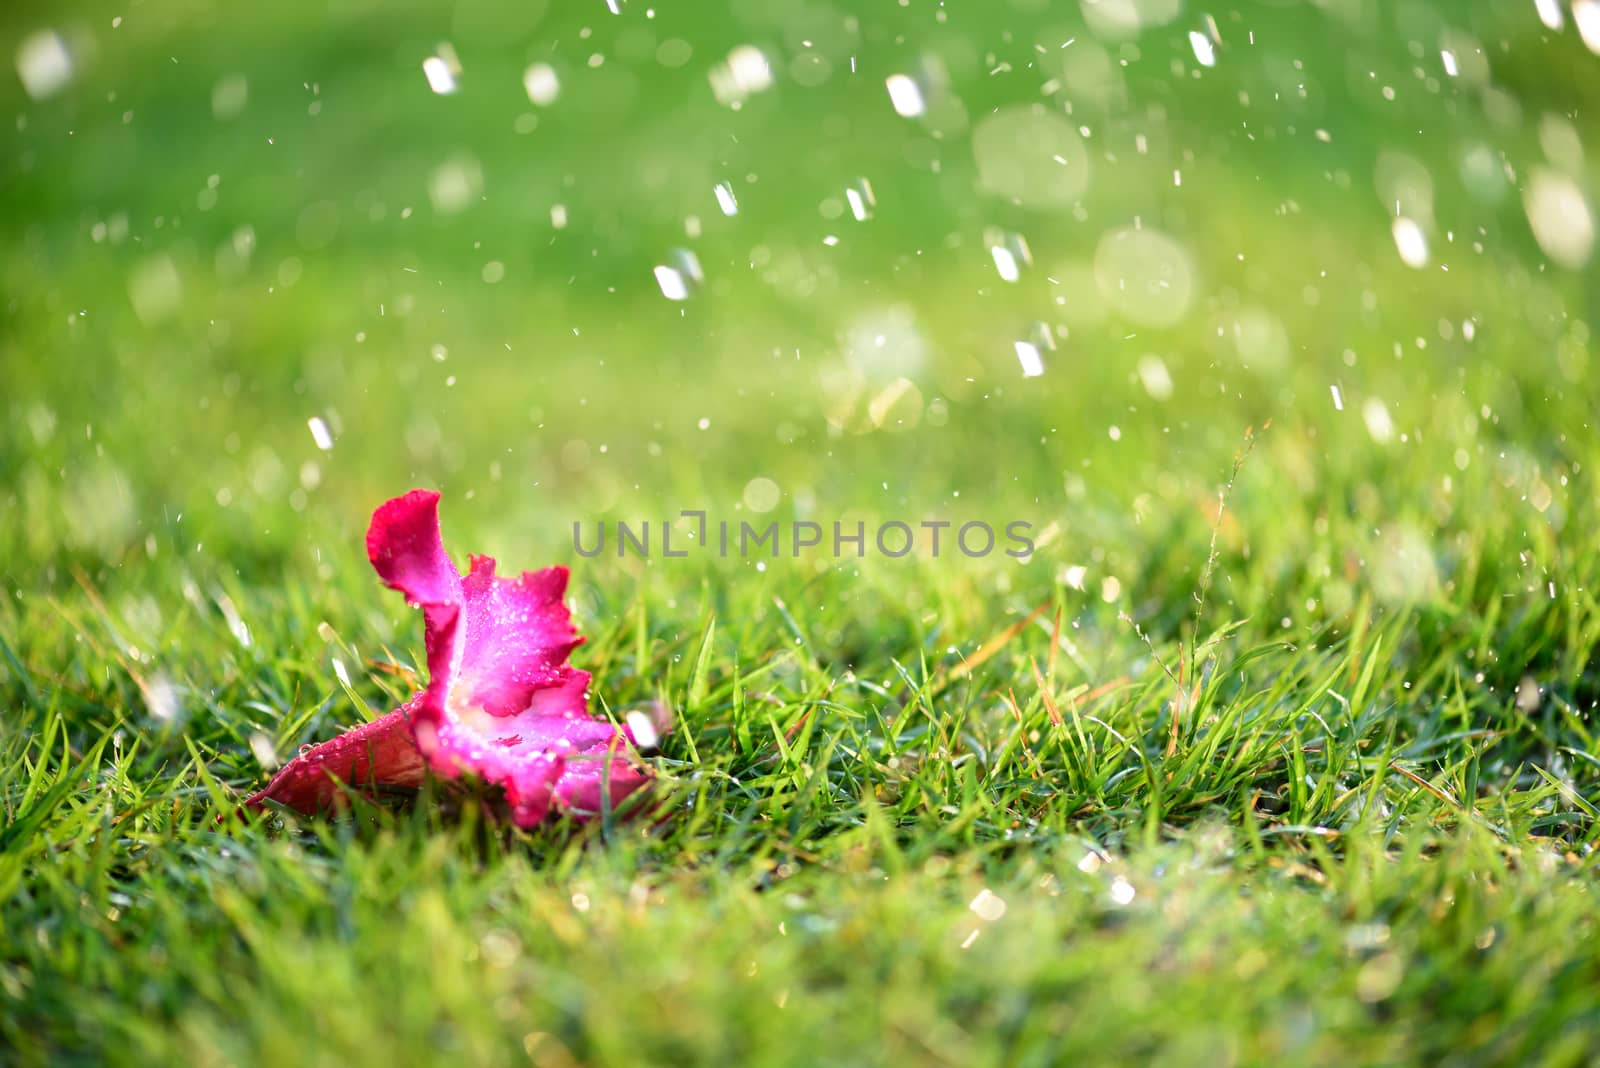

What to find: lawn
left=3, top=0, right=1599, bottom=1064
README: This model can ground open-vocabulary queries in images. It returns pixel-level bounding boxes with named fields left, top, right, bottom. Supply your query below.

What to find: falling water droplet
left=308, top=416, right=334, bottom=451
left=885, top=73, right=926, bottom=117
left=523, top=63, right=560, bottom=106
left=987, top=229, right=1033, bottom=282
left=1391, top=216, right=1428, bottom=268
left=845, top=178, right=875, bottom=221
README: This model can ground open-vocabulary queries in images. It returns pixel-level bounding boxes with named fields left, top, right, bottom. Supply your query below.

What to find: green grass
left=4, top=0, right=1600, bottom=1064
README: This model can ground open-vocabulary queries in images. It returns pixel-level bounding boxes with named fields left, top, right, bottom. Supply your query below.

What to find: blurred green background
left=6, top=4, right=1600, bottom=1064
left=3, top=0, right=1593, bottom=612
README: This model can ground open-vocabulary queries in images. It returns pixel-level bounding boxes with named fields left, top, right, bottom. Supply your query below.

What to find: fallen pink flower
left=245, top=489, right=661, bottom=825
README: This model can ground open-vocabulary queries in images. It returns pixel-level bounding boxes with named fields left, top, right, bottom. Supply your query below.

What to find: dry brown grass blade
left=1029, top=658, right=1063, bottom=727
left=1005, top=688, right=1044, bottom=776
left=930, top=600, right=1049, bottom=696
left=1388, top=760, right=1460, bottom=807
left=1046, top=607, right=1062, bottom=681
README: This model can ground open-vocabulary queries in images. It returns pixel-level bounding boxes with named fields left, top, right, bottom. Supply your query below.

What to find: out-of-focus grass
left=3, top=1, right=1599, bottom=1064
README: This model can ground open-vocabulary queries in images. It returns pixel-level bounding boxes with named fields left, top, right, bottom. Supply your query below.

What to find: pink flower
left=245, top=490, right=660, bottom=826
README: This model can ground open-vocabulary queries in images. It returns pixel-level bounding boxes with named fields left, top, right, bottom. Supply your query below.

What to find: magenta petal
left=365, top=489, right=664, bottom=826
left=550, top=744, right=654, bottom=816
left=243, top=705, right=426, bottom=816
left=367, top=489, right=462, bottom=609
left=457, top=556, right=584, bottom=717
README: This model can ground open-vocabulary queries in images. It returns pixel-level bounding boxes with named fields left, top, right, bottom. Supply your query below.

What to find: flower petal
left=457, top=556, right=583, bottom=716
left=243, top=704, right=426, bottom=816
left=366, top=489, right=464, bottom=681
left=368, top=489, right=663, bottom=826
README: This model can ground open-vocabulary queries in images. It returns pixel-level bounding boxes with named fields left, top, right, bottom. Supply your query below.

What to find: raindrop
left=212, top=74, right=248, bottom=119
left=742, top=477, right=781, bottom=512
left=249, top=732, right=280, bottom=770
left=1362, top=398, right=1395, bottom=443
left=624, top=711, right=659, bottom=752
left=523, top=63, right=560, bottom=106
left=429, top=157, right=482, bottom=215
left=885, top=73, right=926, bottom=117
left=1391, top=216, right=1428, bottom=268
left=710, top=45, right=772, bottom=106
left=15, top=31, right=72, bottom=100
left=653, top=249, right=703, bottom=300
left=973, top=106, right=1091, bottom=207
left=1576, top=0, right=1600, bottom=52
left=1081, top=0, right=1182, bottom=37
left=128, top=256, right=182, bottom=324
left=1093, top=226, right=1195, bottom=326
left=845, top=178, right=876, bottom=221
left=1534, top=0, right=1565, bottom=30
left=307, top=416, right=335, bottom=451
left=143, top=673, right=181, bottom=724
left=1188, top=31, right=1216, bottom=68
left=1523, top=168, right=1595, bottom=268
left=987, top=229, right=1032, bottom=282
left=969, top=889, right=1007, bottom=922
left=1137, top=355, right=1173, bottom=399
left=422, top=55, right=458, bottom=95
left=714, top=181, right=738, bottom=216
left=1014, top=340, right=1046, bottom=378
